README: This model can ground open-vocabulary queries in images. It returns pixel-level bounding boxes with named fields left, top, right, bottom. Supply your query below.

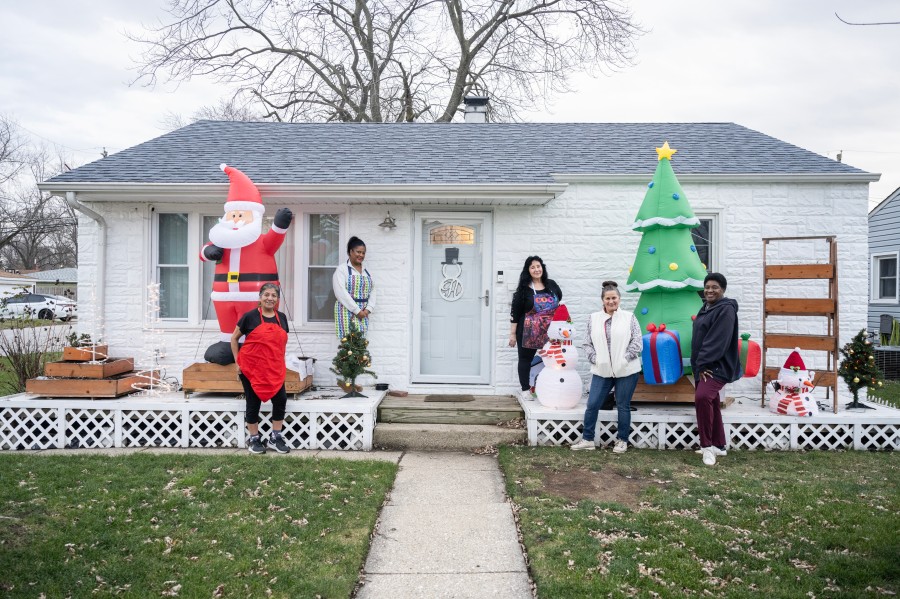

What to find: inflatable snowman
left=767, top=348, right=819, bottom=417
left=535, top=305, right=583, bottom=409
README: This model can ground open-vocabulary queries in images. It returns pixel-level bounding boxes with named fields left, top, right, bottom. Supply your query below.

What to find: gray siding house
left=868, top=186, right=900, bottom=335
left=38, top=120, right=877, bottom=397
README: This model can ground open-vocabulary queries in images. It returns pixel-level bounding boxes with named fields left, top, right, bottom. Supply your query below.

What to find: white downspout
left=64, top=191, right=106, bottom=326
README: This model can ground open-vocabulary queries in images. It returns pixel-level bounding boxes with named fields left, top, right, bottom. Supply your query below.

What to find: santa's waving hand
left=200, top=164, right=293, bottom=362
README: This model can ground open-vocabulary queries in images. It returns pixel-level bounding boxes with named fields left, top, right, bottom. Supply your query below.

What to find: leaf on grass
left=213, top=583, right=225, bottom=597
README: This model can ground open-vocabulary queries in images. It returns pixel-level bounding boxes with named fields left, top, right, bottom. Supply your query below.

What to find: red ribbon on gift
left=646, top=323, right=682, bottom=384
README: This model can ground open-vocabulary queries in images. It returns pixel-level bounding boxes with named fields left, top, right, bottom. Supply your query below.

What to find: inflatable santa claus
left=200, top=164, right=293, bottom=363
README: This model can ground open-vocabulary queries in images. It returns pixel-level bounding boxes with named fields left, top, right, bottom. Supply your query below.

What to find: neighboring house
left=38, top=115, right=877, bottom=397
left=0, top=272, right=38, bottom=298
left=868, top=186, right=900, bottom=337
left=27, top=267, right=78, bottom=299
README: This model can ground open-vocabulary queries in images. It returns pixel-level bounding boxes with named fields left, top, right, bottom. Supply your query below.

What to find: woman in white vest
left=571, top=280, right=642, bottom=453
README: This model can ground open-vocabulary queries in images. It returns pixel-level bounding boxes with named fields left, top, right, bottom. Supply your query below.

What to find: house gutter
left=64, top=191, right=106, bottom=323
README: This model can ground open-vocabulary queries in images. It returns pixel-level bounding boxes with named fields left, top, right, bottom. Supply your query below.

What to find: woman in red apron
left=508, top=256, right=563, bottom=401
left=230, top=283, right=290, bottom=454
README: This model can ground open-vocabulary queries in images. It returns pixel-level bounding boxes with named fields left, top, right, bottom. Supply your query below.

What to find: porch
left=2, top=389, right=898, bottom=452
left=0, top=389, right=386, bottom=452
left=520, top=396, right=900, bottom=451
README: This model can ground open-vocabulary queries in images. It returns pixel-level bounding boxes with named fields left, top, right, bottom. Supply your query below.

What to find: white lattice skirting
left=521, top=398, right=900, bottom=451
left=0, top=391, right=384, bottom=451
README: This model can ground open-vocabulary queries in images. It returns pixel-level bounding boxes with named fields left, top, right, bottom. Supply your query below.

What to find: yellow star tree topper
left=655, top=141, right=677, bottom=161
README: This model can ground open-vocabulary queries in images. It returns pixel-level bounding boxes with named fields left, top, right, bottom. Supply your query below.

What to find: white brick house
left=39, top=121, right=877, bottom=398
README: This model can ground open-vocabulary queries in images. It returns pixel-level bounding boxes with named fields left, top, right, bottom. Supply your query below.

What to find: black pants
left=239, top=374, right=287, bottom=424
left=517, top=344, right=538, bottom=391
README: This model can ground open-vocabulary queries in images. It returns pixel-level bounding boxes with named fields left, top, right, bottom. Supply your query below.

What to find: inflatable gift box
left=738, top=333, right=761, bottom=378
left=641, top=323, right=683, bottom=385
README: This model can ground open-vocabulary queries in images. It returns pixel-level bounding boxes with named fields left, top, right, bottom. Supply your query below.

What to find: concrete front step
left=374, top=423, right=526, bottom=451
left=378, top=394, right=524, bottom=426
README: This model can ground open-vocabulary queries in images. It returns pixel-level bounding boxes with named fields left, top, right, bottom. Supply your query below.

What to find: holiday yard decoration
left=767, top=348, right=818, bottom=417
left=534, top=305, right=582, bottom=409
left=331, top=321, right=376, bottom=398
left=838, top=329, right=884, bottom=410
left=626, top=142, right=707, bottom=374
left=738, top=333, right=761, bottom=378
left=200, top=164, right=293, bottom=364
left=641, top=323, right=683, bottom=385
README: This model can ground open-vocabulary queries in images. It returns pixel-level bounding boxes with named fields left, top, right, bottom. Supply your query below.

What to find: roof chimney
left=463, top=96, right=489, bottom=123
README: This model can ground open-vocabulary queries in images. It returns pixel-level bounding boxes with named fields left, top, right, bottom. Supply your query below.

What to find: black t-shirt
left=237, top=310, right=289, bottom=337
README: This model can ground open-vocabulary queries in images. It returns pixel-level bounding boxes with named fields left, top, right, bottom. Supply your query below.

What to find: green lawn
left=0, top=454, right=397, bottom=598
left=870, top=380, right=900, bottom=409
left=499, top=446, right=899, bottom=598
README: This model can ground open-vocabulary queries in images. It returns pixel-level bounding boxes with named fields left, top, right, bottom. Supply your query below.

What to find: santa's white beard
left=208, top=215, right=263, bottom=249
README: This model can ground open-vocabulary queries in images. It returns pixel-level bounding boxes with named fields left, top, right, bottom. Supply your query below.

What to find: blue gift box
left=641, top=323, right=683, bottom=385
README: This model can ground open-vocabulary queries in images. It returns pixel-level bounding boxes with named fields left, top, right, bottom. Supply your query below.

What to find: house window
left=691, top=217, right=716, bottom=273
left=154, top=211, right=294, bottom=323
left=872, top=253, right=898, bottom=302
left=307, top=214, right=341, bottom=322
left=157, top=213, right=189, bottom=319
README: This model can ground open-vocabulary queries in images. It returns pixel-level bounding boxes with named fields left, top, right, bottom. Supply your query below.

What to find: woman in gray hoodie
left=690, top=272, right=741, bottom=466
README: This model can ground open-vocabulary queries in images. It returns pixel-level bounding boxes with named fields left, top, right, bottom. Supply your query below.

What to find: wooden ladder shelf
left=762, top=236, right=840, bottom=413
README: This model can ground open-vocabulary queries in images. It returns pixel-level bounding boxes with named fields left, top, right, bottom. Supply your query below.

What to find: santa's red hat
left=782, top=348, right=806, bottom=371
left=220, top=164, right=265, bottom=214
left=552, top=304, right=571, bottom=322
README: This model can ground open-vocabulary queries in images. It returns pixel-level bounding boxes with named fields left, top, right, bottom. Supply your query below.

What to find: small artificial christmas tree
left=330, top=321, right=376, bottom=398
left=838, top=329, right=883, bottom=409
left=626, top=142, right=708, bottom=374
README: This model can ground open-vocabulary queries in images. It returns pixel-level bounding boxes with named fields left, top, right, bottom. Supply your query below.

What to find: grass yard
left=499, top=447, right=899, bottom=598
left=870, top=380, right=900, bottom=409
left=0, top=453, right=397, bottom=598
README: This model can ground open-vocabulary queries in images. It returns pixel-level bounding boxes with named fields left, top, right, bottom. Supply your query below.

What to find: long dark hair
left=516, top=256, right=549, bottom=295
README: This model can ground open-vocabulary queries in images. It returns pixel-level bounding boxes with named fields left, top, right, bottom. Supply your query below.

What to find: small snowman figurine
left=767, top=348, right=818, bottom=417
left=535, top=304, right=583, bottom=409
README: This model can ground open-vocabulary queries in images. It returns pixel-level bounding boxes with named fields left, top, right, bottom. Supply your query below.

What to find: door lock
left=478, top=289, right=490, bottom=306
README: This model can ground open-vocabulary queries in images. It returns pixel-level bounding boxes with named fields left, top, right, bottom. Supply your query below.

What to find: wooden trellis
left=762, top=236, right=840, bottom=413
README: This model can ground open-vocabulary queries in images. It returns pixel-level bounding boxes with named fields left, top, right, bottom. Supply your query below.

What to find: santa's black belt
left=214, top=273, right=280, bottom=283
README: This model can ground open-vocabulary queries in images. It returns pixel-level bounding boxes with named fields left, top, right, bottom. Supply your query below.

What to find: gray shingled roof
left=47, top=121, right=865, bottom=186
left=27, top=268, right=78, bottom=283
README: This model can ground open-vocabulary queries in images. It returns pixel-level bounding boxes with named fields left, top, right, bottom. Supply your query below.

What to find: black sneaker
left=269, top=432, right=290, bottom=454
left=247, top=434, right=266, bottom=454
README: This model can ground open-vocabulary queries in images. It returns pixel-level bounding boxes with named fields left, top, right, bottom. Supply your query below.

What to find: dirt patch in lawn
left=537, top=467, right=659, bottom=507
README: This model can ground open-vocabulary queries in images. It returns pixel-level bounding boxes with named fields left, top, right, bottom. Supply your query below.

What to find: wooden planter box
left=182, top=362, right=312, bottom=398
left=62, top=345, right=110, bottom=362
left=633, top=376, right=695, bottom=403
left=26, top=371, right=151, bottom=399
left=44, top=358, right=134, bottom=380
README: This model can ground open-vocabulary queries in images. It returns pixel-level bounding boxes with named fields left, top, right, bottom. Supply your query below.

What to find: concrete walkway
left=357, top=452, right=532, bottom=599
left=24, top=447, right=532, bottom=597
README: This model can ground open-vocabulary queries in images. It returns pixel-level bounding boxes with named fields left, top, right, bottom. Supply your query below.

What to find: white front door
left=412, top=212, right=492, bottom=384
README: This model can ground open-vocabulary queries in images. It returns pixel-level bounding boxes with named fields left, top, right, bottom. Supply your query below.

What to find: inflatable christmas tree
left=626, top=142, right=707, bottom=373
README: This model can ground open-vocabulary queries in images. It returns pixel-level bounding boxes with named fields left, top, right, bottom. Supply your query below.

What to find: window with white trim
left=306, top=213, right=341, bottom=323
left=154, top=210, right=294, bottom=323
left=691, top=216, right=717, bottom=273
left=872, top=253, right=898, bottom=302
left=157, top=213, right=189, bottom=319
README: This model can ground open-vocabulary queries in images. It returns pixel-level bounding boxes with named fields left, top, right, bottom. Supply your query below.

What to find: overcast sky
left=1, top=0, right=898, bottom=208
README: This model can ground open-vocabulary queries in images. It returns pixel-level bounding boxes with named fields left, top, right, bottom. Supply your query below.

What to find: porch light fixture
left=378, top=211, right=397, bottom=230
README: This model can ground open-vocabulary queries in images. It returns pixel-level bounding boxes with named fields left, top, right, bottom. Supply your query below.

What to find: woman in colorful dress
left=231, top=283, right=290, bottom=455
left=333, top=236, right=376, bottom=338
left=508, top=256, right=563, bottom=401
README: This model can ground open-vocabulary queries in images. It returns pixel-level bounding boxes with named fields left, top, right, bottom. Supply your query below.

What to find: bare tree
left=131, top=0, right=641, bottom=123
left=159, top=95, right=264, bottom=130
left=0, top=115, right=28, bottom=186
left=0, top=122, right=77, bottom=271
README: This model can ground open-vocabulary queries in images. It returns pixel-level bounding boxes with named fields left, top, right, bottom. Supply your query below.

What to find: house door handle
left=478, top=289, right=490, bottom=306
